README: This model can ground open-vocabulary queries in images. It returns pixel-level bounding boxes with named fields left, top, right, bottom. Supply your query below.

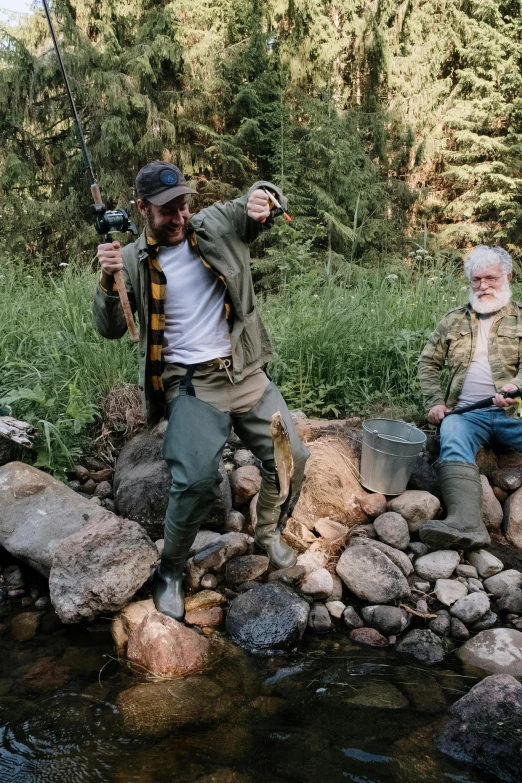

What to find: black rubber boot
left=153, top=519, right=201, bottom=621
left=419, top=461, right=490, bottom=550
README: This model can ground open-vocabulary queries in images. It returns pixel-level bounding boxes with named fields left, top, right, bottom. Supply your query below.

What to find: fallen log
left=0, top=416, right=37, bottom=447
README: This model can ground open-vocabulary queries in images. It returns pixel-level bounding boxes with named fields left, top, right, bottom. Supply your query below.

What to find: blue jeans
left=440, top=408, right=522, bottom=463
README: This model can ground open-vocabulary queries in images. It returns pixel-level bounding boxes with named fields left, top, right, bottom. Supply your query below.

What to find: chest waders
left=154, top=366, right=231, bottom=620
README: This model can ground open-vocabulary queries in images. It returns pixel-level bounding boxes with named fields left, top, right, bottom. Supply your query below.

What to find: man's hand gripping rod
left=42, top=0, right=138, bottom=343
left=445, top=388, right=522, bottom=416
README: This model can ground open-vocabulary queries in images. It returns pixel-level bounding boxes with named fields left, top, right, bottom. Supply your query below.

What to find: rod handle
left=91, top=183, right=103, bottom=205
left=113, top=270, right=139, bottom=343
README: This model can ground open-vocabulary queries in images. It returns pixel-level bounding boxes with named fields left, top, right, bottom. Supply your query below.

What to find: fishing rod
left=446, top=387, right=522, bottom=416
left=42, top=0, right=139, bottom=342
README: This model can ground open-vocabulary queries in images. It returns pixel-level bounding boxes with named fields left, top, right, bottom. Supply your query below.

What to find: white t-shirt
left=456, top=313, right=497, bottom=408
left=159, top=240, right=231, bottom=364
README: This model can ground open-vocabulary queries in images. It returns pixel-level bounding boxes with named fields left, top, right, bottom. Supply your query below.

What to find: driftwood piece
left=0, top=416, right=36, bottom=447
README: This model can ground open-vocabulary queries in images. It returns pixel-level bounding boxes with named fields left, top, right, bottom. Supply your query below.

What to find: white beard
left=470, top=280, right=512, bottom=314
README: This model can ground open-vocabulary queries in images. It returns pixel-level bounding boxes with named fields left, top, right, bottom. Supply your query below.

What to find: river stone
left=503, top=485, right=522, bottom=550
left=336, top=544, right=410, bottom=604
left=480, top=476, right=503, bottom=530
left=457, top=629, right=522, bottom=675
left=414, top=551, right=460, bottom=581
left=349, top=627, right=389, bottom=647
left=359, top=493, right=387, bottom=518
left=184, top=590, right=226, bottom=613
left=373, top=512, right=410, bottom=550
left=361, top=605, right=411, bottom=636
left=127, top=609, right=210, bottom=677
left=437, top=674, right=522, bottom=783
left=300, top=568, right=334, bottom=600
left=296, top=550, right=327, bottom=574
left=434, top=579, right=468, bottom=606
left=396, top=629, right=446, bottom=663
left=470, top=610, right=498, bottom=632
left=450, top=617, right=469, bottom=641
left=186, top=533, right=251, bottom=589
left=348, top=536, right=413, bottom=576
left=308, top=603, right=332, bottom=632
left=484, top=569, right=522, bottom=597
left=10, top=611, right=42, bottom=642
left=450, top=592, right=490, bottom=625
left=189, top=530, right=222, bottom=556
left=224, top=510, right=246, bottom=533
left=230, top=466, right=262, bottom=506
left=185, top=607, right=223, bottom=627
left=456, top=564, right=479, bottom=579
left=346, top=681, right=409, bottom=709
left=467, top=577, right=485, bottom=593
left=233, top=449, right=256, bottom=468
left=0, top=462, right=105, bottom=576
left=467, top=550, right=504, bottom=579
left=429, top=614, right=451, bottom=637
left=49, top=512, right=158, bottom=623
left=225, top=555, right=269, bottom=584
left=226, top=583, right=309, bottom=652
left=325, top=600, right=345, bottom=619
left=343, top=606, right=364, bottom=630
left=327, top=573, right=344, bottom=601
left=408, top=542, right=428, bottom=559
left=267, top=565, right=307, bottom=587
left=313, top=518, right=349, bottom=543
left=387, top=491, right=441, bottom=533
left=496, top=587, right=522, bottom=614
left=492, top=467, right=522, bottom=492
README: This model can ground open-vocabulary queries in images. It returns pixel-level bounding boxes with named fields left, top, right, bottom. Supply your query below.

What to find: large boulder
left=387, top=491, right=441, bottom=533
left=503, top=486, right=522, bottom=550
left=437, top=674, right=522, bottom=783
left=291, top=437, right=368, bottom=528
left=49, top=511, right=158, bottom=623
left=226, top=583, right=309, bottom=652
left=336, top=543, right=410, bottom=604
left=457, top=628, right=522, bottom=676
left=0, top=461, right=101, bottom=575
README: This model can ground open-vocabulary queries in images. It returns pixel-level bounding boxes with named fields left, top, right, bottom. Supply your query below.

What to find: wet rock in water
left=359, top=493, right=387, bottom=519
left=469, top=610, right=498, bottom=633
left=226, top=583, right=309, bottom=652
left=492, top=467, right=522, bottom=492
left=185, top=607, right=224, bottom=627
left=387, top=491, right=441, bottom=533
left=0, top=462, right=105, bottom=576
left=396, top=629, right=446, bottom=663
left=503, top=486, right=522, bottom=550
left=194, top=769, right=254, bottom=783
left=484, top=569, right=522, bottom=597
left=49, top=512, right=158, bottom=623
left=450, top=617, right=469, bottom=641
left=467, top=549, right=504, bottom=579
left=230, top=466, right=262, bottom=505
left=10, top=611, right=42, bottom=642
left=480, top=476, right=503, bottom=530
left=308, top=603, right=332, bottom=632
left=408, top=542, right=428, bottom=559
left=349, top=627, right=389, bottom=647
left=185, top=590, right=225, bottom=613
left=21, top=656, right=71, bottom=692
left=127, top=609, right=210, bottom=677
left=225, top=555, right=269, bottom=584
left=457, top=628, right=522, bottom=675
left=429, top=613, right=451, bottom=637
left=117, top=676, right=233, bottom=737
left=450, top=592, right=490, bottom=625
left=336, top=544, right=410, bottom=605
left=93, top=480, right=112, bottom=499
left=361, top=605, right=410, bottom=636
left=325, top=600, right=345, bottom=619
left=393, top=722, right=447, bottom=783
left=456, top=563, right=479, bottom=579
left=373, top=512, right=410, bottom=550
left=434, top=578, right=468, bottom=606
left=496, top=587, right=522, bottom=615
left=267, top=565, right=307, bottom=587
left=414, top=550, right=460, bottom=581
left=342, top=606, right=364, bottom=630
left=406, top=455, right=439, bottom=495
left=224, top=510, right=246, bottom=533
left=346, top=681, right=409, bottom=709
left=437, top=673, right=522, bottom=783
left=300, top=568, right=334, bottom=600
left=313, top=517, right=349, bottom=543
left=233, top=449, right=256, bottom=468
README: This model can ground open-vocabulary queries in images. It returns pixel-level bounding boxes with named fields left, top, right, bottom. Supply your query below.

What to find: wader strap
left=179, top=365, right=197, bottom=397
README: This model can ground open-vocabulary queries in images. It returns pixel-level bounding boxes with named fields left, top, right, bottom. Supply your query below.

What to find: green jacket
left=92, top=181, right=285, bottom=425
left=418, top=299, right=522, bottom=416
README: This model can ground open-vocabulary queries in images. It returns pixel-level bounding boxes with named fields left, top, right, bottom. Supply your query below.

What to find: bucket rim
left=362, top=417, right=426, bottom=445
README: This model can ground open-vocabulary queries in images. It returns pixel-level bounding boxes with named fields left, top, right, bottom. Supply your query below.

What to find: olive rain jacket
left=92, top=181, right=286, bottom=426
left=418, top=300, right=522, bottom=417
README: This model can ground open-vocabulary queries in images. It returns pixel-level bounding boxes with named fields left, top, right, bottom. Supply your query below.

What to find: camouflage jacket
left=418, top=300, right=522, bottom=417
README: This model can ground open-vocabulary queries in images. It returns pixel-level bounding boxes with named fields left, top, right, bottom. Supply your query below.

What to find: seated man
left=418, top=245, right=522, bottom=550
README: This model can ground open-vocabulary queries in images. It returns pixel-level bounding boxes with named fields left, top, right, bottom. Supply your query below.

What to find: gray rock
left=496, top=587, right=522, bottom=615
left=414, top=550, right=460, bottom=581
left=470, top=610, right=498, bottom=632
left=480, top=475, right=503, bottom=530
left=352, top=523, right=377, bottom=539
left=467, top=577, right=485, bottom=593
left=188, top=530, right=222, bottom=557
left=230, top=466, right=262, bottom=506
left=483, top=569, right=522, bottom=597
left=186, top=532, right=250, bottom=589
left=434, top=579, right=468, bottom=606
left=49, top=511, right=158, bottom=623
left=308, top=603, right=332, bottom=632
left=93, top=480, right=112, bottom=499
left=268, top=565, right=307, bottom=587
left=492, top=467, right=522, bottom=492
left=396, top=629, right=446, bottom=663
left=373, top=512, right=410, bottom=550
left=296, top=550, right=327, bottom=574
left=336, top=544, right=410, bottom=605
left=467, top=550, right=504, bottom=579
left=224, top=510, right=246, bottom=533
left=361, top=605, right=411, bottom=636
left=225, top=555, right=269, bottom=584
left=325, top=600, right=345, bottom=619
left=300, top=568, right=334, bottom=600
left=406, top=455, right=439, bottom=495
left=226, top=583, right=310, bottom=652
left=457, top=564, right=479, bottom=579
left=450, top=617, right=469, bottom=641
left=429, top=614, right=451, bottom=637
left=413, top=580, right=431, bottom=593
left=348, top=536, right=413, bottom=576
left=437, top=674, right=522, bottom=783
left=346, top=681, right=409, bottom=709
left=408, top=542, right=429, bottom=559
left=0, top=462, right=104, bottom=576
left=457, top=629, right=522, bottom=676
left=342, top=606, right=364, bottom=630
left=327, top=573, right=344, bottom=602
left=503, top=486, right=522, bottom=550
left=387, top=491, right=441, bottom=533
left=3, top=565, right=24, bottom=589
left=450, top=592, right=490, bottom=624
left=233, top=449, right=256, bottom=468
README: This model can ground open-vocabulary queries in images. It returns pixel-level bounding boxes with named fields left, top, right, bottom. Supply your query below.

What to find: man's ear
left=508, top=272, right=513, bottom=281
left=136, top=198, right=148, bottom=217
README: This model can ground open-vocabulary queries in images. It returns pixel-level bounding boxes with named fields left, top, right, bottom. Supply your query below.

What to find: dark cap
left=135, top=161, right=198, bottom=206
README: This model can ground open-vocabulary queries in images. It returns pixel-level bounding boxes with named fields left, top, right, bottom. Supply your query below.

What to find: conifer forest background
left=2, top=0, right=522, bottom=471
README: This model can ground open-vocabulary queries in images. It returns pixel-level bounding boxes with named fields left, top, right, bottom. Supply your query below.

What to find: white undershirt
left=456, top=313, right=497, bottom=408
left=159, top=240, right=231, bottom=364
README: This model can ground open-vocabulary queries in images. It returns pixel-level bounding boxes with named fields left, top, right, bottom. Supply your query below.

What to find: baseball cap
left=135, top=161, right=198, bottom=206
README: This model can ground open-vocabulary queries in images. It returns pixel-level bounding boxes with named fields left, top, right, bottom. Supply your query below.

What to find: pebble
left=373, top=512, right=410, bottom=550
left=496, top=588, right=522, bottom=615
left=34, top=597, right=51, bottom=609
left=456, top=564, right=479, bottom=579
left=416, top=599, right=429, bottom=614
left=467, top=550, right=504, bottom=579
left=483, top=570, right=522, bottom=597
left=3, top=566, right=24, bottom=590
left=414, top=550, right=460, bottom=581
left=93, top=480, right=112, bottom=499
left=361, top=605, right=410, bottom=635
left=308, top=603, right=332, bottom=632
left=429, top=614, right=451, bottom=637
left=408, top=542, right=429, bottom=559
left=349, top=627, right=389, bottom=647
left=467, top=577, right=485, bottom=593
left=434, top=579, right=468, bottom=606
left=450, top=617, right=470, bottom=641
left=8, top=589, right=25, bottom=599
left=413, top=581, right=431, bottom=593
left=342, top=606, right=364, bottom=630
left=450, top=592, right=490, bottom=624
left=469, top=610, right=498, bottom=632
left=325, top=600, right=345, bottom=619
left=200, top=574, right=218, bottom=590
left=396, top=629, right=446, bottom=663
left=301, top=568, right=334, bottom=600
left=233, top=449, right=256, bottom=468
left=224, top=510, right=245, bottom=533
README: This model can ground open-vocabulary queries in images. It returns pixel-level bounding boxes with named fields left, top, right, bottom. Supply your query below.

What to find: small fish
left=270, top=411, right=294, bottom=500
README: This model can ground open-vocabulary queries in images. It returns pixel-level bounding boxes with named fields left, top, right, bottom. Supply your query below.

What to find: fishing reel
left=91, top=202, right=138, bottom=240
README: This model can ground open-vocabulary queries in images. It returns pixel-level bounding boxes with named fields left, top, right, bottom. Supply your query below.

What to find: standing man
left=418, top=245, right=522, bottom=550
left=93, top=161, right=309, bottom=620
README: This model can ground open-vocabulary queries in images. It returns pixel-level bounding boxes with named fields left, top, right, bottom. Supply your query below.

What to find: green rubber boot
left=419, top=461, right=490, bottom=550
left=153, top=519, right=202, bottom=621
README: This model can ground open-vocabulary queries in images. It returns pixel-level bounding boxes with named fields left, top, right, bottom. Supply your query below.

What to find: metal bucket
left=360, top=418, right=427, bottom=496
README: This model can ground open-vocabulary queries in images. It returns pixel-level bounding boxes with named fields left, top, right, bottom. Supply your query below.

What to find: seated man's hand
left=493, top=383, right=519, bottom=407
left=98, top=241, right=123, bottom=276
left=428, top=404, right=451, bottom=424
left=247, top=189, right=271, bottom=223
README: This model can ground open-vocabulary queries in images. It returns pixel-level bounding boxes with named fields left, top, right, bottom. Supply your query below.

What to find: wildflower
left=59, top=262, right=69, bottom=268
left=25, top=275, right=33, bottom=279
left=386, top=274, right=398, bottom=280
